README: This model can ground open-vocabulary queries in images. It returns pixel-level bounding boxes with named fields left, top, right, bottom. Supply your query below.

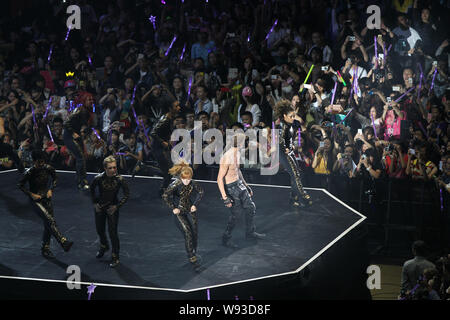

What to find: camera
left=361, top=154, right=367, bottom=160
left=349, top=36, right=356, bottom=41
left=384, top=144, right=394, bottom=152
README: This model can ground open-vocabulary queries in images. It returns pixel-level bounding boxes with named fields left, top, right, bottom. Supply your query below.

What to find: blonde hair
left=103, top=155, right=116, bottom=168
left=168, top=160, right=193, bottom=179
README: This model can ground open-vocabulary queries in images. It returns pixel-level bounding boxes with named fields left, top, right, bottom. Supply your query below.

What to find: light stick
left=299, top=64, right=314, bottom=93
left=47, top=125, right=54, bottom=142
left=265, top=19, right=278, bottom=41
left=165, top=35, right=177, bottom=56
left=394, top=86, right=414, bottom=103
left=44, top=97, right=53, bottom=119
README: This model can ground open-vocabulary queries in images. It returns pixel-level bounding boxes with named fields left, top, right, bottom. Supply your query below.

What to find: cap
left=64, top=80, right=76, bottom=89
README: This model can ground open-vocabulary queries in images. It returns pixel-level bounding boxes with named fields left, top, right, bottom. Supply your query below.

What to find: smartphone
left=304, top=84, right=312, bottom=90
left=387, top=97, right=392, bottom=103
left=321, top=66, right=329, bottom=71
left=409, top=149, right=415, bottom=155
left=349, top=36, right=356, bottom=41
left=408, top=78, right=413, bottom=84
left=271, top=75, right=277, bottom=80
left=439, top=161, right=443, bottom=171
left=392, top=86, right=400, bottom=92
left=433, top=61, right=438, bottom=66
left=357, top=129, right=362, bottom=135
left=378, top=53, right=384, bottom=60
left=319, top=141, right=325, bottom=148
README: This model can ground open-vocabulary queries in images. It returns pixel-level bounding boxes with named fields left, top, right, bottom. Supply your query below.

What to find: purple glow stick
left=180, top=43, right=186, bottom=61
left=265, top=19, right=278, bottom=41
left=131, top=86, right=137, bottom=106
left=87, top=284, right=96, bottom=301
left=374, top=36, right=378, bottom=67
left=92, top=128, right=101, bottom=140
left=31, top=105, right=36, bottom=125
left=47, top=45, right=54, bottom=62
left=430, top=68, right=438, bottom=92
left=44, top=97, right=52, bottom=119
left=330, top=81, right=337, bottom=105
left=371, top=114, right=378, bottom=139
left=116, top=152, right=127, bottom=156
left=353, top=68, right=359, bottom=95
left=65, top=26, right=71, bottom=41
left=387, top=44, right=392, bottom=52
left=47, top=125, right=54, bottom=142
left=342, top=108, right=354, bottom=122
left=298, top=128, right=301, bottom=147
left=88, top=54, right=92, bottom=66
left=187, top=77, right=193, bottom=101
left=165, top=35, right=177, bottom=56
left=247, top=33, right=250, bottom=43
left=93, top=104, right=95, bottom=113
left=394, top=86, right=414, bottom=103
left=207, top=289, right=210, bottom=300
left=161, top=0, right=166, bottom=4
left=418, top=73, right=423, bottom=99
left=417, top=63, right=423, bottom=76
left=149, top=15, right=156, bottom=30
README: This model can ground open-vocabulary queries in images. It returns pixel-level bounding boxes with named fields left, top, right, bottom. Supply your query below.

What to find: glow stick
left=394, top=86, right=414, bottom=103
left=65, top=26, right=71, bottom=41
left=47, top=125, right=54, bottom=142
left=31, top=105, right=36, bottom=125
left=207, top=289, right=210, bottom=300
left=342, top=108, right=354, bottom=122
left=299, top=64, right=314, bottom=93
left=298, top=128, right=301, bottom=147
left=149, top=15, right=156, bottom=30
left=180, top=43, right=186, bottom=61
left=88, top=54, right=92, bottom=66
left=165, top=35, right=177, bottom=56
left=374, top=36, right=378, bottom=68
left=44, top=97, right=53, bottom=119
left=430, top=68, right=438, bottom=92
left=47, top=45, right=54, bottom=62
left=187, top=77, right=193, bottom=101
left=337, top=70, right=346, bottom=86
left=265, top=19, right=278, bottom=41
left=330, top=81, right=337, bottom=105
left=92, top=128, right=101, bottom=140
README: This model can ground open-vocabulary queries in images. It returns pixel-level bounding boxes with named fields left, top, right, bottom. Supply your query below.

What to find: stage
left=0, top=169, right=370, bottom=299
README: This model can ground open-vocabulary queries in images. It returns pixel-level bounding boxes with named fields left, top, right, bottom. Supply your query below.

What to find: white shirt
left=237, top=103, right=261, bottom=126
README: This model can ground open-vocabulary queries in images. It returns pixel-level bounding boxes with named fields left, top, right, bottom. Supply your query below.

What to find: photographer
left=355, top=148, right=382, bottom=180
left=382, top=142, right=408, bottom=178
left=333, top=144, right=357, bottom=178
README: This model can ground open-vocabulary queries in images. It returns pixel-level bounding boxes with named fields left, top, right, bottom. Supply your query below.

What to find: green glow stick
left=299, top=64, right=314, bottom=92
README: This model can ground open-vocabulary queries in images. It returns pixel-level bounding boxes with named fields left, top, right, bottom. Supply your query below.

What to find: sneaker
left=62, top=239, right=73, bottom=252
left=96, top=245, right=109, bottom=258
left=246, top=232, right=266, bottom=240
left=41, top=246, right=55, bottom=259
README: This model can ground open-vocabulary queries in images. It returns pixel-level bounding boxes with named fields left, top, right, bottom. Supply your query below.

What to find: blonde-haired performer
left=162, top=161, right=204, bottom=272
left=90, top=156, right=129, bottom=268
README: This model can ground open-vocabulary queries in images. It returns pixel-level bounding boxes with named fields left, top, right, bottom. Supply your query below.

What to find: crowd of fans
left=0, top=0, right=448, bottom=198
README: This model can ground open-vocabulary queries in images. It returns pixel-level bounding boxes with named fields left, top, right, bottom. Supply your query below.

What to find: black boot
left=96, top=244, right=109, bottom=258
left=222, top=235, right=239, bottom=249
left=61, top=238, right=73, bottom=252
left=246, top=232, right=266, bottom=240
left=110, top=254, right=120, bottom=268
left=41, top=244, right=55, bottom=259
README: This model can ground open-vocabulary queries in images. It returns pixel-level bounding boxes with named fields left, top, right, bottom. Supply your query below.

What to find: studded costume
left=162, top=178, right=204, bottom=264
left=18, top=164, right=72, bottom=256
left=150, top=115, right=173, bottom=193
left=90, top=172, right=129, bottom=263
left=278, top=119, right=312, bottom=207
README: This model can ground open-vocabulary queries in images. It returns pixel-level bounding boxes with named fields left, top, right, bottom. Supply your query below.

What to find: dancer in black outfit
left=63, top=93, right=94, bottom=190
left=274, top=99, right=313, bottom=208
left=150, top=100, right=181, bottom=196
left=162, top=161, right=204, bottom=272
left=90, top=156, right=129, bottom=268
left=18, top=150, right=73, bottom=258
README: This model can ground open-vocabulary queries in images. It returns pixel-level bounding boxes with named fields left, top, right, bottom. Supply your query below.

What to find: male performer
left=90, top=156, right=129, bottom=268
left=18, top=150, right=73, bottom=258
left=217, top=133, right=266, bottom=248
left=63, top=93, right=94, bottom=190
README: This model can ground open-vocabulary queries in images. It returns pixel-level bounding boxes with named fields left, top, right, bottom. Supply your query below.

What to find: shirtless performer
left=217, top=132, right=266, bottom=248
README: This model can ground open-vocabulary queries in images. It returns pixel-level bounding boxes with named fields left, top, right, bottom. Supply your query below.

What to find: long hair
left=274, top=99, right=294, bottom=121
left=168, top=160, right=193, bottom=179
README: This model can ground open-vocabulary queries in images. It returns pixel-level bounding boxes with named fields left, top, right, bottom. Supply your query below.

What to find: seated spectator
left=237, top=86, right=261, bottom=127
left=194, top=85, right=213, bottom=115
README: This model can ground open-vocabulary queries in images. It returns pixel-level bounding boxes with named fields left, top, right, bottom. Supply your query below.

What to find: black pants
left=63, top=131, right=87, bottom=184
left=95, top=209, right=120, bottom=257
left=174, top=210, right=198, bottom=262
left=279, top=151, right=310, bottom=203
left=223, top=180, right=256, bottom=240
left=151, top=143, right=172, bottom=190
left=31, top=198, right=66, bottom=248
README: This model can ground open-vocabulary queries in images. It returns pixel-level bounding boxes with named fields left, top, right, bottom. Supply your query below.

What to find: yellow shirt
left=314, top=155, right=330, bottom=175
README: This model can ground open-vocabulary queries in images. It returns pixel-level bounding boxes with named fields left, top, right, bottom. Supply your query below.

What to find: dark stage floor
left=0, top=169, right=368, bottom=299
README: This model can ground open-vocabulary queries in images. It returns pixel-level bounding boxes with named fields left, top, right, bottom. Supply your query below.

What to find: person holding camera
left=355, top=148, right=382, bottom=180
left=382, top=142, right=408, bottom=178
left=333, top=144, right=356, bottom=178
left=406, top=143, right=438, bottom=180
